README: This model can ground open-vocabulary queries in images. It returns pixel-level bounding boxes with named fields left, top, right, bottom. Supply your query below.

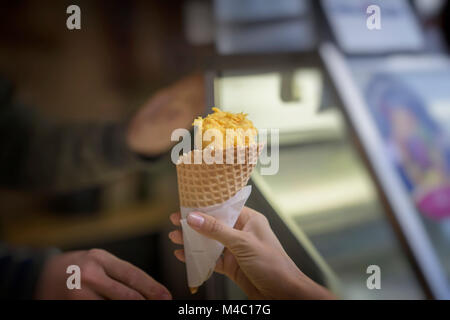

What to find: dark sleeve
left=0, top=243, right=60, bottom=299
left=0, top=77, right=33, bottom=188
left=24, top=119, right=145, bottom=192
left=0, top=76, right=157, bottom=192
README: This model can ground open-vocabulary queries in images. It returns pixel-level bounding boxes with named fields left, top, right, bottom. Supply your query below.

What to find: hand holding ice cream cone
left=174, top=108, right=262, bottom=293
left=169, top=207, right=336, bottom=300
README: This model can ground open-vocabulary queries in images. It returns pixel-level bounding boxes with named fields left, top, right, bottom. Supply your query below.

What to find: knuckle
left=209, top=219, right=223, bottom=234
left=240, top=232, right=254, bottom=244
left=87, top=248, right=106, bottom=260
left=229, top=232, right=250, bottom=251
left=88, top=248, right=106, bottom=256
left=254, top=211, right=268, bottom=222
left=80, top=261, right=99, bottom=285
left=258, top=214, right=269, bottom=225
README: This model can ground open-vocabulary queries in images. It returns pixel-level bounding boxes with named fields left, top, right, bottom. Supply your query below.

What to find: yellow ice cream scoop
left=193, top=107, right=257, bottom=149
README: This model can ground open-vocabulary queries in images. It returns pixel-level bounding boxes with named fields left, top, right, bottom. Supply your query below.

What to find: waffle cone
left=176, top=144, right=262, bottom=208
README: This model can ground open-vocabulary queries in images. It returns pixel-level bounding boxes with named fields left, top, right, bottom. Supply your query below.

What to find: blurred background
left=0, top=0, right=449, bottom=299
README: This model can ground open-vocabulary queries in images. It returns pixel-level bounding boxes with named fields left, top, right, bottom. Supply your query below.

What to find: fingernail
left=187, top=212, right=204, bottom=227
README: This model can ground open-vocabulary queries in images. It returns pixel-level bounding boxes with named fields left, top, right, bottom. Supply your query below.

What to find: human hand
left=127, top=73, right=205, bottom=156
left=169, top=207, right=335, bottom=300
left=34, top=249, right=171, bottom=300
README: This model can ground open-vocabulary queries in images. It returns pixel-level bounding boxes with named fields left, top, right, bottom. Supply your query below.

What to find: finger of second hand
left=168, top=230, right=183, bottom=245
left=174, top=249, right=185, bottom=262
left=100, top=254, right=171, bottom=300
left=170, top=213, right=182, bottom=226
left=90, top=270, right=145, bottom=300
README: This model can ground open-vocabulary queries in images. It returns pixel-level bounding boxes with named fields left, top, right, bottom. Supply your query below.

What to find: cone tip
left=189, top=287, right=199, bottom=294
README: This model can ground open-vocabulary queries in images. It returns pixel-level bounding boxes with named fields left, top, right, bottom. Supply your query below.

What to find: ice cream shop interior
left=0, top=0, right=450, bottom=300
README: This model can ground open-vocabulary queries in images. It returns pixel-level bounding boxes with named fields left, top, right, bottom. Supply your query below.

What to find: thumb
left=186, top=212, right=244, bottom=249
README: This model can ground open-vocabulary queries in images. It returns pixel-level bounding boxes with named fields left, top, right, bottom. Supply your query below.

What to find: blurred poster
left=365, top=72, right=450, bottom=220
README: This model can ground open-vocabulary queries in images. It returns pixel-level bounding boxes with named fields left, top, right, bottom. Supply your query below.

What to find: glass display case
left=204, top=0, right=450, bottom=300
left=209, top=63, right=425, bottom=299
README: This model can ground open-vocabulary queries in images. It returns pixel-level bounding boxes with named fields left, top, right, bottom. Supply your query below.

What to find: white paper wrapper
left=180, top=186, right=252, bottom=288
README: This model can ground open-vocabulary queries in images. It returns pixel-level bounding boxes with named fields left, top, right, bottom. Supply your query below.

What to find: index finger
left=172, top=209, right=251, bottom=230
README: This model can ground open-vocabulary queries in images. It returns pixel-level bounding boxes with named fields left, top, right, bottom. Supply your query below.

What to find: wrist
left=34, top=248, right=63, bottom=299
left=288, top=272, right=336, bottom=300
